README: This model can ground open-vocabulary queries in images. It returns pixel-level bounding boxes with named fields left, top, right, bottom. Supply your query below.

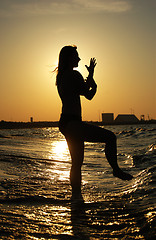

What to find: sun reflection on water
left=52, top=140, right=69, bottom=160
left=47, top=140, right=70, bottom=181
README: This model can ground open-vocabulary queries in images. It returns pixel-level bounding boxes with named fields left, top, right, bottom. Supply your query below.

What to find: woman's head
left=56, top=45, right=80, bottom=85
left=58, top=45, right=80, bottom=72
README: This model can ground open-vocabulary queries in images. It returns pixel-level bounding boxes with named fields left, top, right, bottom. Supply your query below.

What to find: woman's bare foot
left=71, top=187, right=84, bottom=202
left=113, top=168, right=133, bottom=180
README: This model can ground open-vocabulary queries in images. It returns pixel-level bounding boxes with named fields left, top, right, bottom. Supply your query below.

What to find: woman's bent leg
left=79, top=122, right=133, bottom=180
left=64, top=120, right=132, bottom=190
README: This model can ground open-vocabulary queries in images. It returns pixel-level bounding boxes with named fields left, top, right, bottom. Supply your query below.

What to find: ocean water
left=0, top=124, right=155, bottom=240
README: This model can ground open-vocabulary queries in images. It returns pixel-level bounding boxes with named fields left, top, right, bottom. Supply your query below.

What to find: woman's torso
left=57, top=70, right=84, bottom=118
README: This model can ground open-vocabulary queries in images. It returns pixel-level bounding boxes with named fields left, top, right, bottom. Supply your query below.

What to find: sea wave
left=117, top=126, right=156, bottom=137
left=133, top=144, right=156, bottom=167
left=0, top=195, right=70, bottom=205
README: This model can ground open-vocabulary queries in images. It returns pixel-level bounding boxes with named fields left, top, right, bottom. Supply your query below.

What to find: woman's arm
left=84, top=77, right=97, bottom=100
left=84, top=58, right=97, bottom=100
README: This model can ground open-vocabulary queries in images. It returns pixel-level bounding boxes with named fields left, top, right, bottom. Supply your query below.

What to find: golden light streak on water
left=46, top=140, right=70, bottom=181
left=52, top=140, right=69, bottom=160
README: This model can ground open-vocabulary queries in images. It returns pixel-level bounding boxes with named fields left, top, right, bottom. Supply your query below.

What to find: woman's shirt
left=57, top=70, right=97, bottom=118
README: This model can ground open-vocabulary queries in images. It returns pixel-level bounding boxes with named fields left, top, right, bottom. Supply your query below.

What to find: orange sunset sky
left=0, top=0, right=155, bottom=122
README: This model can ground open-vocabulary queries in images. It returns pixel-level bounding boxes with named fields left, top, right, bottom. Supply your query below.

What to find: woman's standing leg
left=66, top=136, right=84, bottom=194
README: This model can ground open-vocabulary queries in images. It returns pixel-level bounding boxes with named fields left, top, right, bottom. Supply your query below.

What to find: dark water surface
left=0, top=124, right=155, bottom=239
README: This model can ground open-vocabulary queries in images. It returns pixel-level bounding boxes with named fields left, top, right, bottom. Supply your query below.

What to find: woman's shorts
left=59, top=114, right=82, bottom=136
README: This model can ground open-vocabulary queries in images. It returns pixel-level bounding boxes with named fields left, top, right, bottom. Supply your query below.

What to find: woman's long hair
left=56, top=45, right=77, bottom=86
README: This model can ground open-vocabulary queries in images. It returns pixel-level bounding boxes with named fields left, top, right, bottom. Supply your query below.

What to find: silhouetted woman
left=56, top=45, right=133, bottom=195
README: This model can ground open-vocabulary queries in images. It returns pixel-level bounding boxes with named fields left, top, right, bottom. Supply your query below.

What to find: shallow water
left=0, top=124, right=155, bottom=239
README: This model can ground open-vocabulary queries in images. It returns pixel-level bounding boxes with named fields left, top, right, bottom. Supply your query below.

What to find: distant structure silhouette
left=102, top=113, right=139, bottom=124
left=115, top=114, right=139, bottom=124
left=102, top=113, right=114, bottom=124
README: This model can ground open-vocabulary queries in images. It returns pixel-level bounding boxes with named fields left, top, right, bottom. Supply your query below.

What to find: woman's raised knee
left=106, top=130, right=116, bottom=144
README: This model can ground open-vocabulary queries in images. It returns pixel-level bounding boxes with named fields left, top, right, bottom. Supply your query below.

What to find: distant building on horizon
left=30, top=117, right=33, bottom=123
left=102, top=113, right=114, bottom=124
left=102, top=113, right=139, bottom=124
left=115, top=114, right=139, bottom=124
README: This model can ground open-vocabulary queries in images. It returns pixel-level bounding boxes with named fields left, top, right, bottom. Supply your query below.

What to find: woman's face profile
left=71, top=50, right=81, bottom=68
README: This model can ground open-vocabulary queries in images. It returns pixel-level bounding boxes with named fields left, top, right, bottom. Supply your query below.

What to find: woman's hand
left=85, top=58, right=97, bottom=89
left=85, top=58, right=97, bottom=78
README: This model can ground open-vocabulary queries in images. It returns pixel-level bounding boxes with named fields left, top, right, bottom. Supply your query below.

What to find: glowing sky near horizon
left=0, top=0, right=155, bottom=121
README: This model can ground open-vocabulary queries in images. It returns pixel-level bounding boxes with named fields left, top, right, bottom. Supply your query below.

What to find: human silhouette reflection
left=70, top=195, right=90, bottom=240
